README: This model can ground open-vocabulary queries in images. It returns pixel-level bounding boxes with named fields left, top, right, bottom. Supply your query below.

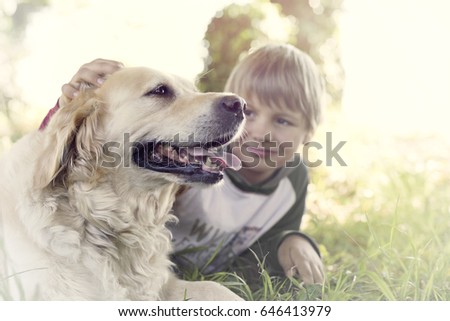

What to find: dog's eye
left=145, top=84, right=172, bottom=97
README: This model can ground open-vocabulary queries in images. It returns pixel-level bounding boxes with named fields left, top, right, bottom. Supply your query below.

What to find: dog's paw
left=164, top=279, right=243, bottom=301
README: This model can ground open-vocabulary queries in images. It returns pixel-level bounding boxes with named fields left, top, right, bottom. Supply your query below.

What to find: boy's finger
left=61, top=83, right=80, bottom=99
left=80, top=59, right=124, bottom=79
left=311, top=264, right=324, bottom=284
left=87, top=58, right=124, bottom=70
left=69, top=59, right=124, bottom=89
left=296, top=261, right=314, bottom=284
left=284, top=266, right=297, bottom=278
left=69, top=68, right=103, bottom=88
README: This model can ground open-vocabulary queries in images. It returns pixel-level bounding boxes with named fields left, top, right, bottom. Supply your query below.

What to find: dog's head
left=35, top=67, right=245, bottom=189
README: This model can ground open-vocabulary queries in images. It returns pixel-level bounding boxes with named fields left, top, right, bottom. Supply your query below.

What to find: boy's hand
left=277, top=235, right=324, bottom=284
left=59, top=58, right=124, bottom=108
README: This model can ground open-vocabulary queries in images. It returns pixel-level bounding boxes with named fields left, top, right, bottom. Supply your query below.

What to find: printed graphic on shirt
left=189, top=218, right=228, bottom=243
left=170, top=173, right=296, bottom=272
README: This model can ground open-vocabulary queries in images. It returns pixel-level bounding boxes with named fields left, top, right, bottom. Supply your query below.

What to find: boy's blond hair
left=224, top=43, right=323, bottom=139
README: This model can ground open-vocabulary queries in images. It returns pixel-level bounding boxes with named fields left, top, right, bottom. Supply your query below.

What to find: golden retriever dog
left=0, top=67, right=245, bottom=300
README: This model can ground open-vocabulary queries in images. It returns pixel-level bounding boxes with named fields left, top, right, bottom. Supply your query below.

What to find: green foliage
left=196, top=1, right=268, bottom=93
left=197, top=0, right=344, bottom=107
left=307, top=138, right=449, bottom=301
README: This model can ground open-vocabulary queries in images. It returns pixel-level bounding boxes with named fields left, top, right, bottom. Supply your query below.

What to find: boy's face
left=231, top=95, right=308, bottom=183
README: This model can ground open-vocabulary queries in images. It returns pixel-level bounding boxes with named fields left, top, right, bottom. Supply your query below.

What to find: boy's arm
left=248, top=186, right=320, bottom=272
left=243, top=166, right=322, bottom=282
left=277, top=232, right=323, bottom=284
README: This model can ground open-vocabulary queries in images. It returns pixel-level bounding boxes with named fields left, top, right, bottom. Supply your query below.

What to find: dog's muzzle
left=132, top=95, right=246, bottom=184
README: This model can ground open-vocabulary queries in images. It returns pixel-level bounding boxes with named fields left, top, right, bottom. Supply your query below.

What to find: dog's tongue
left=188, top=147, right=242, bottom=171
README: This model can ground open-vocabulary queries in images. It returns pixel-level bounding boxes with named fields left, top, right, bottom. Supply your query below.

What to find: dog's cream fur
left=0, top=67, right=244, bottom=300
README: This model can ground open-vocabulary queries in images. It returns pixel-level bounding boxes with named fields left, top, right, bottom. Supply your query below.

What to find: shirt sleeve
left=39, top=100, right=60, bottom=130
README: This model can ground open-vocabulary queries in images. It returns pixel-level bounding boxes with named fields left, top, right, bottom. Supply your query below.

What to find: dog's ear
left=34, top=91, right=105, bottom=189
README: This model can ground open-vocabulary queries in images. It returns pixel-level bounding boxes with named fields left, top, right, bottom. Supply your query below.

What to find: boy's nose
left=246, top=122, right=271, bottom=142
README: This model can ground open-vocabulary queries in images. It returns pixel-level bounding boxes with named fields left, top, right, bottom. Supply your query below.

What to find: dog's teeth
left=159, top=144, right=177, bottom=160
left=189, top=154, right=201, bottom=163
left=204, top=157, right=219, bottom=169
left=177, top=148, right=188, bottom=163
left=204, top=157, right=212, bottom=167
left=179, top=154, right=189, bottom=163
left=179, top=148, right=187, bottom=157
left=152, top=153, right=162, bottom=162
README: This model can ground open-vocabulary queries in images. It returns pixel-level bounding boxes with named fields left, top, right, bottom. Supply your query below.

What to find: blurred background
left=1, top=0, right=449, bottom=141
left=1, top=0, right=449, bottom=209
left=0, top=0, right=449, bottom=299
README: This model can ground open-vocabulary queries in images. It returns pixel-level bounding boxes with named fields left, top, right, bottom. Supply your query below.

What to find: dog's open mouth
left=132, top=140, right=241, bottom=184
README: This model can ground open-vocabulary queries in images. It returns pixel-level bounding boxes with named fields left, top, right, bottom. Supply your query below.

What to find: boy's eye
left=277, top=118, right=291, bottom=126
left=244, top=109, right=255, bottom=118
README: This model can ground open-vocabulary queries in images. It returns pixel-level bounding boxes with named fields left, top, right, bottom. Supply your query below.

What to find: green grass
left=180, top=134, right=450, bottom=301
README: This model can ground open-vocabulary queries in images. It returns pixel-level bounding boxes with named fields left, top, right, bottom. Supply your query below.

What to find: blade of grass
left=366, top=271, right=396, bottom=300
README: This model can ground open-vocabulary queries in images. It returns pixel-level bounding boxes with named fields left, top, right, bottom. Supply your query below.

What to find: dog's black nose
left=219, top=95, right=246, bottom=115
